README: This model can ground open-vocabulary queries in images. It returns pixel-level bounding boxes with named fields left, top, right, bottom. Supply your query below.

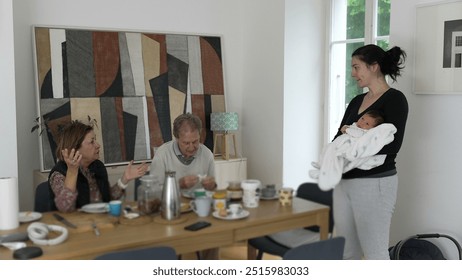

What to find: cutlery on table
left=52, top=213, right=77, bottom=229
left=91, top=221, right=100, bottom=236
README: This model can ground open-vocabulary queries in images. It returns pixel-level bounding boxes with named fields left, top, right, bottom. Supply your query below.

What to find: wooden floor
left=181, top=242, right=281, bottom=260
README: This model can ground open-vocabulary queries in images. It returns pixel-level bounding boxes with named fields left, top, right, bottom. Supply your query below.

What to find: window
left=326, top=0, right=390, bottom=140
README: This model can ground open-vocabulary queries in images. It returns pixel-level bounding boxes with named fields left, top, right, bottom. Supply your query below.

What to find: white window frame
left=325, top=0, right=389, bottom=142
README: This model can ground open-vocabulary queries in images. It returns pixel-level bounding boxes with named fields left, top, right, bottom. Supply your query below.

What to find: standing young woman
left=333, top=44, right=408, bottom=259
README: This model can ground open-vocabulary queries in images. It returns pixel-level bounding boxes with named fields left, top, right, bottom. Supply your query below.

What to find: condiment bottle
left=213, top=190, right=227, bottom=211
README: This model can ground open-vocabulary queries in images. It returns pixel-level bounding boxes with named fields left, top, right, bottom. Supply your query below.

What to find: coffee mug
left=229, top=204, right=243, bottom=216
left=278, top=188, right=294, bottom=206
left=109, top=200, right=122, bottom=216
left=261, top=184, right=276, bottom=198
left=190, top=196, right=212, bottom=217
left=241, top=179, right=261, bottom=208
left=193, top=188, right=206, bottom=198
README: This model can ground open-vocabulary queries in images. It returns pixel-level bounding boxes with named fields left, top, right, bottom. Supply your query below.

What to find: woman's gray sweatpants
left=333, top=175, right=398, bottom=260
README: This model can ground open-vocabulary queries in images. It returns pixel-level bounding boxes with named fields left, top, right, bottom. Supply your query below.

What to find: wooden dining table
left=0, top=197, right=329, bottom=260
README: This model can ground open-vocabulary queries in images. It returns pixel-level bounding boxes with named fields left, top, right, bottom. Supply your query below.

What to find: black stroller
left=389, top=233, right=462, bottom=260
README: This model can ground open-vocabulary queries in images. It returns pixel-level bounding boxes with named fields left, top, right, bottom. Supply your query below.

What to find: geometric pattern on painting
left=119, top=32, right=136, bottom=97
left=167, top=53, right=189, bottom=94
left=169, top=87, right=187, bottom=137
left=100, top=97, right=122, bottom=163
left=142, top=34, right=162, bottom=97
left=35, top=27, right=52, bottom=98
left=122, top=111, right=138, bottom=161
left=93, top=31, right=122, bottom=97
left=66, top=30, right=96, bottom=97
left=122, top=97, right=148, bottom=160
left=41, top=99, right=71, bottom=169
left=40, top=69, right=54, bottom=99
left=203, top=94, right=214, bottom=150
left=187, top=36, right=204, bottom=95
left=166, top=34, right=189, bottom=64
left=34, top=27, right=226, bottom=171
left=98, top=65, right=124, bottom=97
left=49, top=28, right=66, bottom=98
left=191, top=94, right=206, bottom=139
left=150, top=73, right=172, bottom=142
left=191, top=94, right=214, bottom=151
left=200, top=37, right=224, bottom=95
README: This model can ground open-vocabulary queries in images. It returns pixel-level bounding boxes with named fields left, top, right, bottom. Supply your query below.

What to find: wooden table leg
left=247, top=241, right=257, bottom=260
left=319, top=211, right=329, bottom=240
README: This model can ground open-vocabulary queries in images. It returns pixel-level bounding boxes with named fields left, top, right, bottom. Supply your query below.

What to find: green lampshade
left=210, top=112, right=239, bottom=132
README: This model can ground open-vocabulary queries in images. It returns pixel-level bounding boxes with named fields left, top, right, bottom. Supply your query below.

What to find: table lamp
left=210, top=112, right=238, bottom=160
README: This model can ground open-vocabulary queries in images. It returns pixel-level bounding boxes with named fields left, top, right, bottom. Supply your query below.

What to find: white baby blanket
left=311, top=123, right=397, bottom=191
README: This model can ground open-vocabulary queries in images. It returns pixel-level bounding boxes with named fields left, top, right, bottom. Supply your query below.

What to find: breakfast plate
left=181, top=190, right=194, bottom=199
left=212, top=209, right=250, bottom=220
left=18, top=212, right=42, bottom=223
left=80, top=203, right=109, bottom=214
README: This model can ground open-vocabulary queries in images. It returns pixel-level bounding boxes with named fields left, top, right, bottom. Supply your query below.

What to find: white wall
left=0, top=0, right=18, bottom=179
left=283, top=0, right=325, bottom=189
left=390, top=0, right=462, bottom=259
left=10, top=0, right=285, bottom=210
left=239, top=1, right=285, bottom=187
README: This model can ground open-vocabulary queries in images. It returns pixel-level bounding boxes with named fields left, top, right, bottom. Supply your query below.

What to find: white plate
left=80, top=203, right=108, bottom=214
left=181, top=190, right=194, bottom=199
left=212, top=209, right=250, bottom=220
left=18, top=212, right=42, bottom=223
left=260, top=194, right=279, bottom=200
left=124, top=213, right=140, bottom=220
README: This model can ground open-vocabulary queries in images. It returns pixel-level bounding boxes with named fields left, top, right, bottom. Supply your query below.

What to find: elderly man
left=150, top=113, right=217, bottom=191
left=150, top=113, right=218, bottom=259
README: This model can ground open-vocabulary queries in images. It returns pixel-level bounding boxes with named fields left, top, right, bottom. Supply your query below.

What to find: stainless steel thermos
left=161, top=171, right=181, bottom=220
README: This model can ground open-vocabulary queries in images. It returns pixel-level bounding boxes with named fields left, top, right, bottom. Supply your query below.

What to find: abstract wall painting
left=33, top=26, right=226, bottom=171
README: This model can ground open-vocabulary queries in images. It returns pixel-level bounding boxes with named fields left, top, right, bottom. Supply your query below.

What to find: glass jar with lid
left=137, top=174, right=162, bottom=215
left=226, top=181, right=243, bottom=202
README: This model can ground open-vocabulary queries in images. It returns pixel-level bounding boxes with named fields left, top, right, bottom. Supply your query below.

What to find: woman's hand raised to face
left=62, top=148, right=82, bottom=170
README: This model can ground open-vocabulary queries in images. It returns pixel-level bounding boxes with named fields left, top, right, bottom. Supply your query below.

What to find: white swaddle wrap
left=310, top=123, right=397, bottom=191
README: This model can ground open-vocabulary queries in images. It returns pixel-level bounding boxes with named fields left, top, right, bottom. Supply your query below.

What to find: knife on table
left=53, top=213, right=77, bottom=229
left=91, top=222, right=100, bottom=236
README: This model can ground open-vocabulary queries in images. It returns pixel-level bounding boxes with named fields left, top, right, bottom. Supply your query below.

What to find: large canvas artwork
left=33, top=26, right=226, bottom=171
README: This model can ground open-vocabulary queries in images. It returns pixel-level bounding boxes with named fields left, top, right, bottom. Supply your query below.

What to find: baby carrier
left=389, top=233, right=462, bottom=260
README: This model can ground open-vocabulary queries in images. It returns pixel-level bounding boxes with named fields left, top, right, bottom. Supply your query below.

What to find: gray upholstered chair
left=34, top=181, right=55, bottom=212
left=247, top=182, right=334, bottom=259
left=283, top=236, right=345, bottom=260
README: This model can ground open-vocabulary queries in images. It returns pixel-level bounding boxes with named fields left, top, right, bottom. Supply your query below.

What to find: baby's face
left=356, top=114, right=377, bottom=130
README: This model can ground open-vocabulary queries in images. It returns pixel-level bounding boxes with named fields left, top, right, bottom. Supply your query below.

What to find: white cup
left=229, top=204, right=243, bottom=216
left=241, top=179, right=261, bottom=208
left=190, top=196, right=212, bottom=217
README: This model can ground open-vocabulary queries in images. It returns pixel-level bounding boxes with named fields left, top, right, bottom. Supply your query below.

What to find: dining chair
left=247, top=182, right=334, bottom=260
left=34, top=181, right=55, bottom=213
left=282, top=236, right=345, bottom=260
left=94, top=246, right=178, bottom=260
